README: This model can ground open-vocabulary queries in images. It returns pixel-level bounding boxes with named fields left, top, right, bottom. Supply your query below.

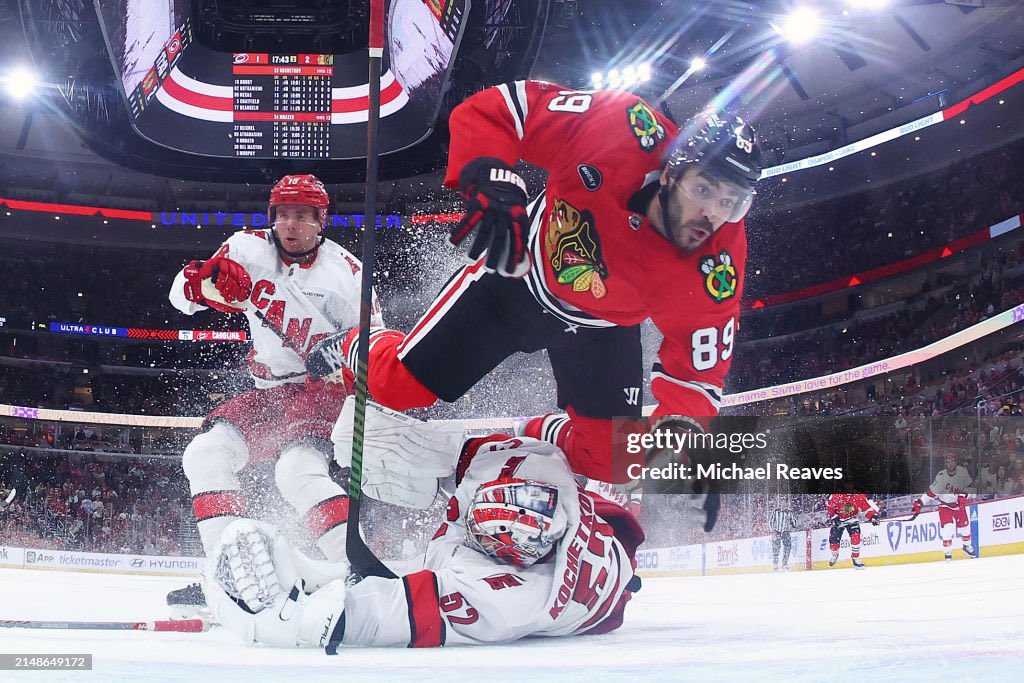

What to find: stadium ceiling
left=0, top=0, right=1022, bottom=209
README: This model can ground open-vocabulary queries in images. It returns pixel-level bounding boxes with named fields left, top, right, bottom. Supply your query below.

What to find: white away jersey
left=924, top=465, right=975, bottom=506
left=169, top=229, right=381, bottom=388
left=340, top=437, right=638, bottom=647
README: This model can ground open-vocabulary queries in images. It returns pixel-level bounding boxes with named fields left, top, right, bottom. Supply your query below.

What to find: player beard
left=670, top=218, right=714, bottom=252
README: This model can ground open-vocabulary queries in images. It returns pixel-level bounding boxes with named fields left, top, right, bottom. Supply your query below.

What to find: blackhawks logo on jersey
left=545, top=198, right=609, bottom=299
left=627, top=101, right=666, bottom=151
left=700, top=250, right=738, bottom=303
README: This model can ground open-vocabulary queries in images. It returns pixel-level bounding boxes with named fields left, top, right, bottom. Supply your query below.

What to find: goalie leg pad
left=331, top=396, right=465, bottom=509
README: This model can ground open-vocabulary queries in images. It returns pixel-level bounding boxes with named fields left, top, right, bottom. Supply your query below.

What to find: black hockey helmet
left=664, top=111, right=763, bottom=190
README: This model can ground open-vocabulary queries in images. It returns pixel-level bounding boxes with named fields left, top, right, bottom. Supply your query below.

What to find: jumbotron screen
left=93, top=0, right=469, bottom=159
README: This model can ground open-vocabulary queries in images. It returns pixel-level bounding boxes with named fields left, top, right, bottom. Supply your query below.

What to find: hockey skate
left=167, top=582, right=210, bottom=620
left=962, top=544, right=978, bottom=559
left=852, top=559, right=865, bottom=570
left=945, top=552, right=953, bottom=562
left=828, top=556, right=838, bottom=567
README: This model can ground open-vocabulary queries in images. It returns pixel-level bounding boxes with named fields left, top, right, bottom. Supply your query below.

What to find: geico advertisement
left=810, top=511, right=940, bottom=561
left=979, top=495, right=1024, bottom=545
left=635, top=544, right=702, bottom=573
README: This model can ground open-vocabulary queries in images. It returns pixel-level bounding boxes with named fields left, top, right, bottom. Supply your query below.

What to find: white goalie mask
left=465, top=477, right=566, bottom=568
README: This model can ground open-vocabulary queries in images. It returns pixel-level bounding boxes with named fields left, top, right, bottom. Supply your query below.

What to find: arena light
left=2, top=67, right=39, bottom=101
left=590, top=62, right=652, bottom=89
left=774, top=7, right=821, bottom=46
left=691, top=57, right=707, bottom=72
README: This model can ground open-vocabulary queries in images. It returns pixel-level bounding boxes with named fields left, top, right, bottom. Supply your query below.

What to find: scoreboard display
left=230, top=53, right=334, bottom=158
left=96, top=0, right=470, bottom=160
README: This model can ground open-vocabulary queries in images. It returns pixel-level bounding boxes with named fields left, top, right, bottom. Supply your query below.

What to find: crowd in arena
left=731, top=244, right=1024, bottom=393
left=746, top=136, right=1024, bottom=298
left=0, top=450, right=193, bottom=555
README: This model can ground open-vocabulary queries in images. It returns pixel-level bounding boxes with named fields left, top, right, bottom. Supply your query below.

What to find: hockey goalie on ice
left=202, top=399, right=645, bottom=649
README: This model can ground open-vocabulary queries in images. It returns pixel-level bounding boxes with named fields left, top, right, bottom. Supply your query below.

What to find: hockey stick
left=346, top=0, right=396, bottom=581
left=0, top=618, right=209, bottom=632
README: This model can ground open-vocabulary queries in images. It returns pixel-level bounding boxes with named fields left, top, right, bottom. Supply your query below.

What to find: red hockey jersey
left=825, top=494, right=879, bottom=523
left=444, top=81, right=747, bottom=420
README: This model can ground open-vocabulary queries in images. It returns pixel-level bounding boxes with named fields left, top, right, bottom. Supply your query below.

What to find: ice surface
left=2, top=554, right=1022, bottom=682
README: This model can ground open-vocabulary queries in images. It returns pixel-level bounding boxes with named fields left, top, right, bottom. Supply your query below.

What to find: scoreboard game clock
left=94, top=0, right=470, bottom=160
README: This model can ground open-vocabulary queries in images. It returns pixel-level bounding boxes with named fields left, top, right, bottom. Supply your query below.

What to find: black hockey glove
left=870, top=515, right=881, bottom=526
left=829, top=515, right=841, bottom=528
left=644, top=416, right=719, bottom=533
left=449, top=157, right=532, bottom=278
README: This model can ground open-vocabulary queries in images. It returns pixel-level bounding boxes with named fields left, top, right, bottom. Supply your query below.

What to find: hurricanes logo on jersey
left=700, top=250, right=738, bottom=303
left=545, top=198, right=609, bottom=299
left=627, top=101, right=666, bottom=151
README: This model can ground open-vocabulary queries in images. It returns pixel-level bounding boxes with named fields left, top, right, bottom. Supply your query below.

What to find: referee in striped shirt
left=769, top=505, right=795, bottom=571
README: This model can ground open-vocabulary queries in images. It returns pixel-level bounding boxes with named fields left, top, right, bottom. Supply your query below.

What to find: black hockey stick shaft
left=347, top=0, right=396, bottom=580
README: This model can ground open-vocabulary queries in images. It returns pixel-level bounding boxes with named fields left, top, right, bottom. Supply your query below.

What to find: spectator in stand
left=976, top=458, right=1001, bottom=496
left=993, top=465, right=1016, bottom=496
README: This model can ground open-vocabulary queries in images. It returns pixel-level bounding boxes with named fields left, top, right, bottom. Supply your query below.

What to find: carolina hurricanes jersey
left=340, top=436, right=643, bottom=647
left=923, top=466, right=975, bottom=507
left=444, top=80, right=747, bottom=421
left=826, top=494, right=878, bottom=524
left=169, top=229, right=381, bottom=388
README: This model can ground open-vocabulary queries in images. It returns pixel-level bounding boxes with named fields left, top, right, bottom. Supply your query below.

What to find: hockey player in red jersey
left=165, top=174, right=381, bottom=614
left=826, top=493, right=880, bottom=569
left=306, top=80, right=762, bottom=489
left=910, top=453, right=977, bottom=561
left=202, top=400, right=645, bottom=649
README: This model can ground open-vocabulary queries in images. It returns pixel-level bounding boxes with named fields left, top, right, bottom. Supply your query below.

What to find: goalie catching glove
left=449, top=157, right=532, bottom=278
left=183, top=257, right=253, bottom=314
left=331, top=396, right=466, bottom=509
left=203, top=519, right=348, bottom=649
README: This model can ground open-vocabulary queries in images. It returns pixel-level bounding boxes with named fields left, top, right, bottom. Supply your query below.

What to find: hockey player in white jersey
left=202, top=400, right=645, bottom=649
left=910, top=453, right=977, bottom=561
left=166, top=174, right=381, bottom=614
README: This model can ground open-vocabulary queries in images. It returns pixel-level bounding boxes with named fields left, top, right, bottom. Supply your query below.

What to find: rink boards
left=5, top=496, right=1023, bottom=579
left=636, top=494, right=1024, bottom=577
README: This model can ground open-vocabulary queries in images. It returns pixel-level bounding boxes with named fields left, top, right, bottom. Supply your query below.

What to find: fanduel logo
left=887, top=521, right=902, bottom=551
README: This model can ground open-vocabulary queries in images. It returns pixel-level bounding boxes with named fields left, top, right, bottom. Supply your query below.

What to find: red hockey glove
left=911, top=499, right=923, bottom=515
left=182, top=260, right=207, bottom=305
left=198, top=257, right=252, bottom=313
left=449, top=157, right=532, bottom=278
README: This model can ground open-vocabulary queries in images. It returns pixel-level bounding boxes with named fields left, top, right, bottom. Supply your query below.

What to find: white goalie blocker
left=331, top=396, right=466, bottom=509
